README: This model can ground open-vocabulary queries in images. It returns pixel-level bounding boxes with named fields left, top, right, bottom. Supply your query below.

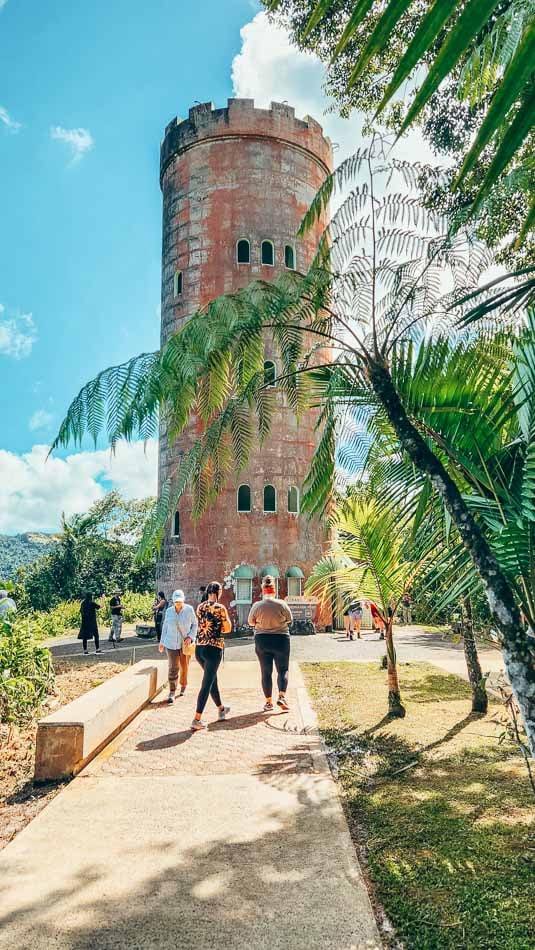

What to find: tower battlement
left=160, top=98, right=332, bottom=186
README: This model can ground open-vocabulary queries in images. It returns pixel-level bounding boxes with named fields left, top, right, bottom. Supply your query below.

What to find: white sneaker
left=218, top=706, right=230, bottom=721
left=191, top=719, right=207, bottom=731
left=167, top=692, right=175, bottom=704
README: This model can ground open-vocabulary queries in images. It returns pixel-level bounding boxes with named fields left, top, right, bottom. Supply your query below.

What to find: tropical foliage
left=16, top=492, right=155, bottom=612
left=265, top=0, right=535, bottom=266
left=0, top=616, right=53, bottom=727
left=306, top=493, right=426, bottom=716
left=22, top=591, right=155, bottom=642
left=53, top=140, right=535, bottom=753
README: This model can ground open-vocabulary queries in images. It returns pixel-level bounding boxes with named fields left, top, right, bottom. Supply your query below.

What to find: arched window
left=287, top=486, right=299, bottom=514
left=263, top=360, right=276, bottom=387
left=286, top=566, right=304, bottom=597
left=263, top=485, right=276, bottom=512
left=237, top=484, right=251, bottom=512
left=261, top=240, right=274, bottom=266
left=236, top=239, right=250, bottom=264
left=173, top=270, right=182, bottom=297
left=172, top=510, right=180, bottom=538
left=285, top=244, right=296, bottom=269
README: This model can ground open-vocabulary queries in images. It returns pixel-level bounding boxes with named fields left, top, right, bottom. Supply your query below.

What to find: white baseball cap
left=172, top=589, right=185, bottom=603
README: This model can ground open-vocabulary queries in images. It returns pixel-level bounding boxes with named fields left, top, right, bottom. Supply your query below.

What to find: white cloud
left=231, top=12, right=437, bottom=166
left=50, top=125, right=94, bottom=163
left=0, top=306, right=37, bottom=359
left=0, top=440, right=158, bottom=534
left=29, top=409, right=54, bottom=432
left=0, top=105, right=21, bottom=132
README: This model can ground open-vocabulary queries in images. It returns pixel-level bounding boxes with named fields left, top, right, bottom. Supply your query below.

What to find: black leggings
left=83, top=632, right=99, bottom=651
left=195, top=644, right=223, bottom=714
left=255, top=634, right=290, bottom=698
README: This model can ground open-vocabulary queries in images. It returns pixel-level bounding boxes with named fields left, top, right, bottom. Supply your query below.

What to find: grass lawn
left=303, top=661, right=534, bottom=950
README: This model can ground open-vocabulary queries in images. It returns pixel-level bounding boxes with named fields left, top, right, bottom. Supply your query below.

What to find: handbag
left=181, top=638, right=196, bottom=657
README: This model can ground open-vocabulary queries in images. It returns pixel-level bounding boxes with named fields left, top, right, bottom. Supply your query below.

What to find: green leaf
left=332, top=0, right=375, bottom=58
left=472, top=82, right=535, bottom=214
left=348, top=0, right=416, bottom=89
left=375, top=0, right=457, bottom=111
left=456, top=18, right=535, bottom=186
left=397, top=0, right=502, bottom=137
left=303, top=0, right=338, bottom=39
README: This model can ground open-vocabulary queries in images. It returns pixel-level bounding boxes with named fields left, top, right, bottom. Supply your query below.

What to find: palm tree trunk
left=462, top=597, right=488, bottom=713
left=385, top=617, right=406, bottom=718
left=369, top=360, right=535, bottom=754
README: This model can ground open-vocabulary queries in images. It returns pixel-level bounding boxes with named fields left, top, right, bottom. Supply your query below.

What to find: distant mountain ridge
left=0, top=532, right=59, bottom=580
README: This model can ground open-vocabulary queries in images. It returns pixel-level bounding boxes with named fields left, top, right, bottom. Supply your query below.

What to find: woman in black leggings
left=248, top=575, right=293, bottom=712
left=192, top=582, right=232, bottom=731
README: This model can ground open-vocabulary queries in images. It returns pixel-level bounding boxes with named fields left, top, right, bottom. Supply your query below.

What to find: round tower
left=158, top=98, right=333, bottom=624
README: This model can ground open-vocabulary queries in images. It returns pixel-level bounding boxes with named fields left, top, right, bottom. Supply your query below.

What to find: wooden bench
left=34, top=659, right=167, bottom=782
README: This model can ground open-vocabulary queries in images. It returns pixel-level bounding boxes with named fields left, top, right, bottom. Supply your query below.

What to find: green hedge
left=27, top=591, right=155, bottom=640
left=0, top=616, right=54, bottom=726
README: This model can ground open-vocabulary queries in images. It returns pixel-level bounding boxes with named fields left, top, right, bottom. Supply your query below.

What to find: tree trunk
left=462, top=597, right=488, bottom=714
left=385, top=617, right=406, bottom=718
left=369, top=360, right=535, bottom=754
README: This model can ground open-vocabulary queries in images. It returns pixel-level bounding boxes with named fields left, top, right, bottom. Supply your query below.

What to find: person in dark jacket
left=78, top=593, right=101, bottom=655
left=153, top=591, right=168, bottom=643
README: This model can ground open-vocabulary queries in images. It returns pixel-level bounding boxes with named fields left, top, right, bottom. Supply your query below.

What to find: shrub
left=0, top=616, right=54, bottom=726
left=25, top=590, right=155, bottom=641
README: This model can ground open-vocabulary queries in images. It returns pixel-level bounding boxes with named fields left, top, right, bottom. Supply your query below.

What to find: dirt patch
left=0, top=659, right=123, bottom=851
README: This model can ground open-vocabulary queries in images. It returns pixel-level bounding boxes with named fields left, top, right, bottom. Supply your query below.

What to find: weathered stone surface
left=158, top=99, right=333, bottom=624
left=34, top=659, right=167, bottom=781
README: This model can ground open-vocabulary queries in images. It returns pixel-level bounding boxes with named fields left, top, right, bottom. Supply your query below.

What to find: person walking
left=349, top=601, right=363, bottom=639
left=401, top=592, right=413, bottom=625
left=159, top=589, right=197, bottom=703
left=192, top=581, right=232, bottom=731
left=248, top=575, right=293, bottom=712
left=342, top=601, right=354, bottom=640
left=78, top=593, right=101, bottom=655
left=368, top=601, right=386, bottom=639
left=153, top=591, right=168, bottom=643
left=108, top=589, right=124, bottom=646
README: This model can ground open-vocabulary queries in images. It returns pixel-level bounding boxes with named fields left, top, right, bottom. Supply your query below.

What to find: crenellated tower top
left=160, top=98, right=333, bottom=186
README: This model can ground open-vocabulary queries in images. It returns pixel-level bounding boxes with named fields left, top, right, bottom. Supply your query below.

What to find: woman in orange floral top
left=191, top=581, right=232, bottom=731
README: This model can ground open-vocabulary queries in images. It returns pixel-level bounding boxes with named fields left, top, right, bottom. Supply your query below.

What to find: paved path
left=0, top=662, right=381, bottom=950
left=49, top=625, right=506, bottom=688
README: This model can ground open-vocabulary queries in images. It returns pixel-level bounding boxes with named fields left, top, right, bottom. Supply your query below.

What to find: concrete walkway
left=0, top=662, right=381, bottom=950
left=48, top=624, right=506, bottom=689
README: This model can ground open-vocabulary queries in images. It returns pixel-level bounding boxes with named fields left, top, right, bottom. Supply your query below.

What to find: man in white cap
left=158, top=589, right=197, bottom=703
left=0, top=590, right=16, bottom=618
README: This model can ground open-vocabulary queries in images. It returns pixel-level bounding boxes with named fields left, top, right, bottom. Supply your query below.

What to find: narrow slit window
left=287, top=486, right=299, bottom=514
left=285, top=245, right=296, bottom=269
left=173, top=270, right=182, bottom=297
left=236, top=239, right=250, bottom=264
left=263, top=360, right=276, bottom=387
left=263, top=485, right=276, bottom=512
left=261, top=240, right=274, bottom=266
left=172, top=511, right=180, bottom=538
left=237, top=484, right=251, bottom=512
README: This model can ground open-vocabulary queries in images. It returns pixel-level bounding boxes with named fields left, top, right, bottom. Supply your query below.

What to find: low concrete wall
left=35, top=659, right=167, bottom=782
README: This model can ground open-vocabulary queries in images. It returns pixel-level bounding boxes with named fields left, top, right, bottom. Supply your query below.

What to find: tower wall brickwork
left=157, top=99, right=333, bottom=622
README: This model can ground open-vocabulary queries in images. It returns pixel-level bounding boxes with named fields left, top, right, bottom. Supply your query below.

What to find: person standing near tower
left=192, top=581, right=232, bottom=731
left=249, top=575, right=293, bottom=712
left=159, top=589, right=197, bottom=703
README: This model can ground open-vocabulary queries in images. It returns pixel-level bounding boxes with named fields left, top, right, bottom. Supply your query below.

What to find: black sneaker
left=277, top=696, right=290, bottom=712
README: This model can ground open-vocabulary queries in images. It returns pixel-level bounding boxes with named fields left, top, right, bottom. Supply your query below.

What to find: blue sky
left=1, top=0, right=255, bottom=453
left=0, top=1, right=433, bottom=533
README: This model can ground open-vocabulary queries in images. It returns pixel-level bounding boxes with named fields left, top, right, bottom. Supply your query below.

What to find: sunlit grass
left=304, top=661, right=534, bottom=950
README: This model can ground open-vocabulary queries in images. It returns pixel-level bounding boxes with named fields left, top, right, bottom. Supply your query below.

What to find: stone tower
left=157, top=99, right=333, bottom=624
